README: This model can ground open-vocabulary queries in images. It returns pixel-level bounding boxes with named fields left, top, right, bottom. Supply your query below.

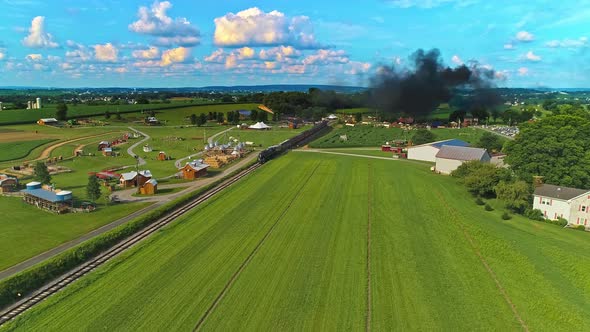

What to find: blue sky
left=0, top=0, right=589, bottom=87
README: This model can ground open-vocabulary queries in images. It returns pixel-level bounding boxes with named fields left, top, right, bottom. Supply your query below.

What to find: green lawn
left=310, top=125, right=485, bottom=148
left=153, top=103, right=259, bottom=125
left=0, top=197, right=150, bottom=271
left=4, top=152, right=589, bottom=331
left=0, top=139, right=56, bottom=162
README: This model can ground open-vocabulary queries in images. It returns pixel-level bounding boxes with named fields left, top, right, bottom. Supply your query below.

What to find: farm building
left=102, top=148, right=113, bottom=156
left=533, top=183, right=590, bottom=228
left=145, top=117, right=159, bottom=125
left=327, top=114, right=338, bottom=120
left=0, top=174, right=18, bottom=193
left=407, top=139, right=469, bottom=162
left=98, top=141, right=111, bottom=151
left=37, top=118, right=58, bottom=126
left=140, top=179, right=158, bottom=195
left=21, top=182, right=73, bottom=213
left=434, top=146, right=490, bottom=175
left=119, top=170, right=152, bottom=188
left=143, top=144, right=153, bottom=153
left=249, top=122, right=271, bottom=130
left=181, top=160, right=210, bottom=180
left=157, top=151, right=167, bottom=161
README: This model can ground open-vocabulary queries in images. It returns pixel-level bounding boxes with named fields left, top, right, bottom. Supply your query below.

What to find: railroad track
left=0, top=163, right=261, bottom=327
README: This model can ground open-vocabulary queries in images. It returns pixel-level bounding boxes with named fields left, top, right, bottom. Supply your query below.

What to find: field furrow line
left=193, top=162, right=323, bottom=331
left=434, top=192, right=529, bottom=332
left=365, top=163, right=373, bottom=332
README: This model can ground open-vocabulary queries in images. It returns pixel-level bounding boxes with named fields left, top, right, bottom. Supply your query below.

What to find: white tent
left=248, top=122, right=271, bottom=130
left=327, top=114, right=338, bottom=120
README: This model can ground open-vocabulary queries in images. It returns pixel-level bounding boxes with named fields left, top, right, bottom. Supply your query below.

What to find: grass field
left=153, top=103, right=259, bottom=125
left=0, top=139, right=56, bottom=162
left=310, top=125, right=485, bottom=148
left=0, top=197, right=150, bottom=271
left=3, top=152, right=589, bottom=331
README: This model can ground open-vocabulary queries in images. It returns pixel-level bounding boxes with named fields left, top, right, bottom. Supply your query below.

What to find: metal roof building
left=434, top=146, right=490, bottom=175
left=407, top=139, right=470, bottom=162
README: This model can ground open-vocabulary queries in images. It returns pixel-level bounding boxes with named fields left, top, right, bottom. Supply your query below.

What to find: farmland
left=3, top=152, right=589, bottom=331
left=0, top=139, right=55, bottom=162
left=310, top=125, right=485, bottom=148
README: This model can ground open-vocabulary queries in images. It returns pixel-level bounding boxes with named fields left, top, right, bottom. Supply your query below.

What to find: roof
left=120, top=170, right=152, bottom=181
left=184, top=161, right=210, bottom=171
left=435, top=145, right=489, bottom=161
left=98, top=141, right=110, bottom=145
left=21, top=188, right=71, bottom=202
left=145, top=179, right=158, bottom=186
left=534, top=184, right=590, bottom=200
left=0, top=177, right=17, bottom=185
left=238, top=110, right=251, bottom=115
left=103, top=148, right=113, bottom=152
left=408, top=139, right=469, bottom=149
left=40, top=118, right=58, bottom=122
left=249, top=122, right=271, bottom=129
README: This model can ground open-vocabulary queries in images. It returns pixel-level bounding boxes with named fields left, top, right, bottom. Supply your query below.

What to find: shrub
left=475, top=197, right=485, bottom=205
left=524, top=208, right=544, bottom=221
left=556, top=218, right=569, bottom=227
left=501, top=212, right=512, bottom=220
left=574, top=225, right=587, bottom=231
left=484, top=204, right=494, bottom=211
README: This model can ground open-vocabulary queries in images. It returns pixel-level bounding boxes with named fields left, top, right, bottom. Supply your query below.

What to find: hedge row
left=0, top=159, right=257, bottom=310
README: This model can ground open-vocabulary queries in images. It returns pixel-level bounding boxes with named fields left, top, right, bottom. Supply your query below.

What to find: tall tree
left=34, top=162, right=51, bottom=184
left=86, top=175, right=102, bottom=203
left=55, top=103, right=68, bottom=121
left=495, top=181, right=532, bottom=213
left=190, top=113, right=197, bottom=125
left=412, top=129, right=436, bottom=145
left=476, top=132, right=505, bottom=153
left=355, top=112, right=363, bottom=123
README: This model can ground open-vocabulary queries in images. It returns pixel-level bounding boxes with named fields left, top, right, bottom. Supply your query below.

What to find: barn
left=181, top=160, right=210, bottom=180
left=98, top=141, right=111, bottom=151
left=140, top=179, right=158, bottom=195
left=0, top=174, right=18, bottom=193
left=434, top=146, right=490, bottom=175
left=37, top=118, right=58, bottom=126
left=407, top=139, right=469, bottom=162
left=533, top=183, right=590, bottom=227
left=21, top=182, right=73, bottom=213
left=119, top=170, right=152, bottom=188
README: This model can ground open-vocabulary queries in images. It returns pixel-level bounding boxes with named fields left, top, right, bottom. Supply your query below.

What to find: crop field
left=310, top=125, right=484, bottom=148
left=0, top=197, right=150, bottom=272
left=0, top=139, right=56, bottom=162
left=3, top=152, right=589, bottom=331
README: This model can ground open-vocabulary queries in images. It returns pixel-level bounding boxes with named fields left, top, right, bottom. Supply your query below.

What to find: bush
left=475, top=197, right=485, bottom=205
left=484, top=204, right=494, bottom=211
left=524, top=208, right=544, bottom=221
left=574, top=225, right=587, bottom=231
left=556, top=218, right=569, bottom=227
left=501, top=212, right=512, bottom=220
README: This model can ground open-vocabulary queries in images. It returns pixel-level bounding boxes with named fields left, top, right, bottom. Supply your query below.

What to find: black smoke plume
left=369, top=48, right=502, bottom=118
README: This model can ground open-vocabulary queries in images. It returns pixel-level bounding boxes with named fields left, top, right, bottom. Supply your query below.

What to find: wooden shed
left=98, top=141, right=111, bottom=151
left=181, top=161, right=209, bottom=180
left=140, top=179, right=158, bottom=195
left=157, top=151, right=167, bottom=161
left=102, top=147, right=113, bottom=156
left=119, top=170, right=152, bottom=188
left=0, top=174, right=18, bottom=193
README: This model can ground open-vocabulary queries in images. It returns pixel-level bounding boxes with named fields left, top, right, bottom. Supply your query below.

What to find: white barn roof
left=249, top=122, right=271, bottom=129
left=435, top=145, right=488, bottom=161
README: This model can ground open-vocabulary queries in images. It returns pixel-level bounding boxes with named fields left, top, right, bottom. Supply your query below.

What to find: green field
left=153, top=103, right=259, bottom=125
left=0, top=197, right=150, bottom=271
left=4, top=152, right=589, bottom=331
left=0, top=139, right=55, bottom=162
left=310, top=125, right=485, bottom=148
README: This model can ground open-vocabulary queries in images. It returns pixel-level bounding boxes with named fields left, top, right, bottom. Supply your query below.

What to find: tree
left=115, top=111, right=122, bottom=120
left=504, top=115, right=590, bottom=188
left=197, top=113, right=207, bottom=126
left=257, top=111, right=268, bottom=122
left=227, top=111, right=234, bottom=124
left=412, top=129, right=436, bottom=145
left=355, top=112, right=363, bottom=123
left=217, top=112, right=224, bottom=123
left=34, top=162, right=51, bottom=184
left=250, top=109, right=258, bottom=121
left=55, top=103, right=68, bottom=121
left=190, top=114, right=197, bottom=125
left=449, top=110, right=466, bottom=123
left=476, top=132, right=504, bottom=153
left=491, top=109, right=501, bottom=123
left=136, top=97, right=150, bottom=104
left=86, top=175, right=102, bottom=203
left=104, top=110, right=111, bottom=119
left=495, top=180, right=532, bottom=213
left=452, top=161, right=512, bottom=197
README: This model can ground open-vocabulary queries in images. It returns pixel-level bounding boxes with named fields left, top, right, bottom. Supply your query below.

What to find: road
left=126, top=127, right=150, bottom=166
left=0, top=152, right=258, bottom=282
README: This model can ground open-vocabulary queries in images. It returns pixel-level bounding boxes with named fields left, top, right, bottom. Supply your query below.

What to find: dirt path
left=193, top=162, right=322, bottom=331
left=30, top=132, right=118, bottom=162
left=72, top=144, right=85, bottom=156
left=435, top=192, right=529, bottom=331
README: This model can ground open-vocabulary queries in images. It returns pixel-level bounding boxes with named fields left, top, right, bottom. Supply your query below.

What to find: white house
left=407, top=139, right=469, bottom=162
left=533, top=184, right=590, bottom=227
left=434, top=145, right=490, bottom=175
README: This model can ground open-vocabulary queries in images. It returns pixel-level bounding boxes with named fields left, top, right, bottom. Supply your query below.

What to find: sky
left=0, top=0, right=589, bottom=88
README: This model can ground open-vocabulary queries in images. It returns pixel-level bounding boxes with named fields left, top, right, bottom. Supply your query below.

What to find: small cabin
left=119, top=170, right=152, bottom=188
left=157, top=151, right=167, bottom=161
left=98, top=141, right=111, bottom=151
left=0, top=174, right=18, bottom=193
left=102, top=147, right=113, bottom=156
left=140, top=179, right=157, bottom=195
left=181, top=160, right=209, bottom=180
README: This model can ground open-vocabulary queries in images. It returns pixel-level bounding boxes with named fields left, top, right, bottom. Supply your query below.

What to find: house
left=37, top=118, right=58, bottom=126
left=435, top=146, right=491, bottom=175
left=119, top=170, right=152, bottom=188
left=21, top=182, right=73, bottom=213
left=407, top=139, right=469, bottom=162
left=533, top=184, right=590, bottom=227
left=140, top=179, right=158, bottom=195
left=98, top=141, right=111, bottom=151
left=157, top=151, right=167, bottom=161
left=0, top=174, right=18, bottom=193
left=102, top=147, right=113, bottom=156
left=181, top=160, right=210, bottom=180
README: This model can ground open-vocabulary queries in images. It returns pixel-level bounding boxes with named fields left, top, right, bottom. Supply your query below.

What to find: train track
left=0, top=163, right=261, bottom=327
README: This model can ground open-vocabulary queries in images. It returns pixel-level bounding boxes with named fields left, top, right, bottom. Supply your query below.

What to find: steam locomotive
left=258, top=121, right=328, bottom=163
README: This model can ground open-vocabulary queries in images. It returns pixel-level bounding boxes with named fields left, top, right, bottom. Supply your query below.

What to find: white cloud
left=523, top=50, right=541, bottom=62
left=204, top=48, right=226, bottom=63
left=545, top=37, right=588, bottom=49
left=345, top=61, right=372, bottom=75
left=303, top=49, right=349, bottom=65
left=213, top=7, right=320, bottom=48
left=132, top=46, right=160, bottom=59
left=225, top=54, right=237, bottom=69
left=237, top=47, right=255, bottom=59
left=94, top=43, right=118, bottom=62
left=451, top=55, right=463, bottom=65
left=129, top=1, right=200, bottom=47
left=494, top=70, right=508, bottom=81
left=22, top=16, right=59, bottom=49
left=504, top=43, right=515, bottom=50
left=518, top=67, right=529, bottom=76
left=25, top=53, right=42, bottom=61
left=160, top=46, right=190, bottom=66
left=515, top=30, right=534, bottom=42
left=0, top=50, right=5, bottom=61
left=259, top=46, right=301, bottom=61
